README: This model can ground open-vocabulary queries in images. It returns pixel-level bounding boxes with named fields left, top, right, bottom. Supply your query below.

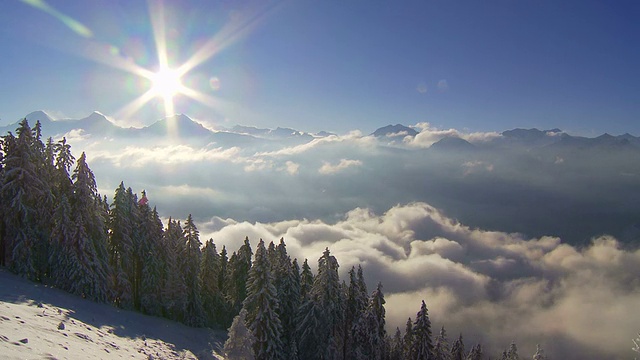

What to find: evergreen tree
left=403, top=317, right=414, bottom=359
left=243, top=239, right=283, bottom=360
left=162, top=218, right=187, bottom=321
left=433, top=326, right=451, bottom=360
left=352, top=282, right=387, bottom=360
left=297, top=248, right=345, bottom=360
left=451, top=334, right=466, bottom=360
left=466, top=344, right=483, bottom=360
left=270, top=239, right=300, bottom=358
left=108, top=182, right=134, bottom=308
left=181, top=214, right=204, bottom=326
left=200, top=238, right=225, bottom=327
left=345, top=265, right=369, bottom=359
left=532, top=344, right=547, bottom=360
left=0, top=120, right=52, bottom=280
left=388, top=327, right=403, bottom=360
left=299, top=258, right=314, bottom=301
left=226, top=237, right=253, bottom=313
left=65, top=152, right=111, bottom=301
left=138, top=201, right=165, bottom=316
left=412, top=300, right=434, bottom=360
left=506, top=342, right=519, bottom=360
left=48, top=194, right=74, bottom=289
left=224, top=308, right=256, bottom=360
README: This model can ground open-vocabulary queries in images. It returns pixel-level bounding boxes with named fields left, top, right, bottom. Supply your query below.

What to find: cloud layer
left=199, top=202, right=640, bottom=359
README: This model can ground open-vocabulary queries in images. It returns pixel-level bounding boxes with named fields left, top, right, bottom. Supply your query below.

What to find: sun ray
left=148, top=0, right=169, bottom=70
left=177, top=2, right=280, bottom=76
left=114, top=90, right=157, bottom=121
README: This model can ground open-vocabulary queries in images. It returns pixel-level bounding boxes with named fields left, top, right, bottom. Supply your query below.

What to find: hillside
left=0, top=268, right=225, bottom=359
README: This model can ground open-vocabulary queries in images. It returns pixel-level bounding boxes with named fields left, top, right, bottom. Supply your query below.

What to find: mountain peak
left=25, top=110, right=54, bottom=124
left=372, top=124, right=419, bottom=138
left=144, top=114, right=212, bottom=137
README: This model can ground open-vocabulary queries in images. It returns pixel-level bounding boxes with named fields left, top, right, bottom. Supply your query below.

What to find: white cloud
left=318, top=159, right=363, bottom=175
left=199, top=202, right=640, bottom=359
left=405, top=122, right=501, bottom=148
left=91, top=145, right=243, bottom=167
left=282, top=161, right=299, bottom=175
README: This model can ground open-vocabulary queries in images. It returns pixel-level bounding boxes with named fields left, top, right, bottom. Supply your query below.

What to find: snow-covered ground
left=0, top=268, right=226, bottom=359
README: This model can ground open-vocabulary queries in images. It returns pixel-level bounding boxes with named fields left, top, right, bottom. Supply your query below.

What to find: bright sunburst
left=151, top=67, right=183, bottom=100
left=64, top=0, right=278, bottom=135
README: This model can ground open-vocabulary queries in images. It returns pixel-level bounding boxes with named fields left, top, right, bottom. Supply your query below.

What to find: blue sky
left=0, top=0, right=638, bottom=135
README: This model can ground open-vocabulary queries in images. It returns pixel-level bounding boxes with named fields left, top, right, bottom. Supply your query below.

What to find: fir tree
left=403, top=317, right=414, bottom=359
left=299, top=258, right=314, bottom=301
left=108, top=182, right=134, bottom=308
left=389, top=327, right=404, bottom=360
left=200, top=238, right=225, bottom=327
left=297, top=248, right=345, bottom=360
left=466, top=344, right=483, bottom=360
left=506, top=342, right=519, bottom=360
left=162, top=218, right=187, bottom=321
left=532, top=344, right=547, bottom=360
left=0, top=120, right=52, bottom=280
left=433, top=326, right=451, bottom=360
left=412, top=300, right=434, bottom=360
left=451, top=334, right=466, bottom=360
left=352, top=282, right=387, bottom=360
left=181, top=214, right=204, bottom=327
left=345, top=265, right=369, bottom=359
left=270, top=239, right=300, bottom=358
left=243, top=239, right=283, bottom=360
left=226, top=237, right=253, bottom=313
left=65, top=152, right=111, bottom=301
left=224, top=308, right=256, bottom=360
left=138, top=201, right=165, bottom=316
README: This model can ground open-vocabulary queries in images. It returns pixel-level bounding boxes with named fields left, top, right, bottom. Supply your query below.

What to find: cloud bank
left=199, top=202, right=640, bottom=359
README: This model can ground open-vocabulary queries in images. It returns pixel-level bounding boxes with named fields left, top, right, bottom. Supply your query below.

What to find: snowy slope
left=0, top=268, right=226, bottom=360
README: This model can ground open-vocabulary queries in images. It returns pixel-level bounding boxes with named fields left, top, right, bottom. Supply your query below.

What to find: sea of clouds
left=56, top=122, right=640, bottom=358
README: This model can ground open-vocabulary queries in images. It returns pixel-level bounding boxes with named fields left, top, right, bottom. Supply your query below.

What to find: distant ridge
left=372, top=124, right=419, bottom=138
left=429, top=136, right=475, bottom=151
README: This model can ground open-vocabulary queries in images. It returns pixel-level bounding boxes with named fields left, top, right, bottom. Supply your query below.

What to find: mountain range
left=4, top=111, right=639, bottom=152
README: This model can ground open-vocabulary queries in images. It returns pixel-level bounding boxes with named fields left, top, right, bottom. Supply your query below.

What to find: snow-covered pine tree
left=226, top=237, right=253, bottom=313
left=506, top=342, right=519, bottom=360
left=108, top=182, right=135, bottom=308
left=389, top=327, right=404, bottom=360
left=466, top=344, right=483, bottom=360
left=403, top=317, right=414, bottom=359
left=243, top=239, right=283, bottom=360
left=345, top=265, right=369, bottom=359
left=181, top=214, right=204, bottom=327
left=433, top=326, right=451, bottom=360
left=352, top=282, right=387, bottom=360
left=200, top=238, right=225, bottom=327
left=161, top=218, right=188, bottom=321
left=66, top=152, right=111, bottom=302
left=48, top=194, right=74, bottom=290
left=297, top=248, right=345, bottom=360
left=532, top=344, right=547, bottom=360
left=271, top=239, right=300, bottom=358
left=451, top=334, right=466, bottom=360
left=139, top=202, right=166, bottom=316
left=412, top=300, right=434, bottom=360
left=299, top=258, right=314, bottom=301
left=224, top=308, right=256, bottom=360
left=0, top=120, right=52, bottom=280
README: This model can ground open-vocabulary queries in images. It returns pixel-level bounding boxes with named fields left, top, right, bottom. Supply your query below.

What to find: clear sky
left=0, top=0, right=638, bottom=135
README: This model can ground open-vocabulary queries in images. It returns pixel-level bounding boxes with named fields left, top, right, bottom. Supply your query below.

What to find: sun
left=151, top=67, right=183, bottom=100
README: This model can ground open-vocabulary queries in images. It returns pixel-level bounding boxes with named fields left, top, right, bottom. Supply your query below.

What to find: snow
left=0, top=268, right=226, bottom=359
